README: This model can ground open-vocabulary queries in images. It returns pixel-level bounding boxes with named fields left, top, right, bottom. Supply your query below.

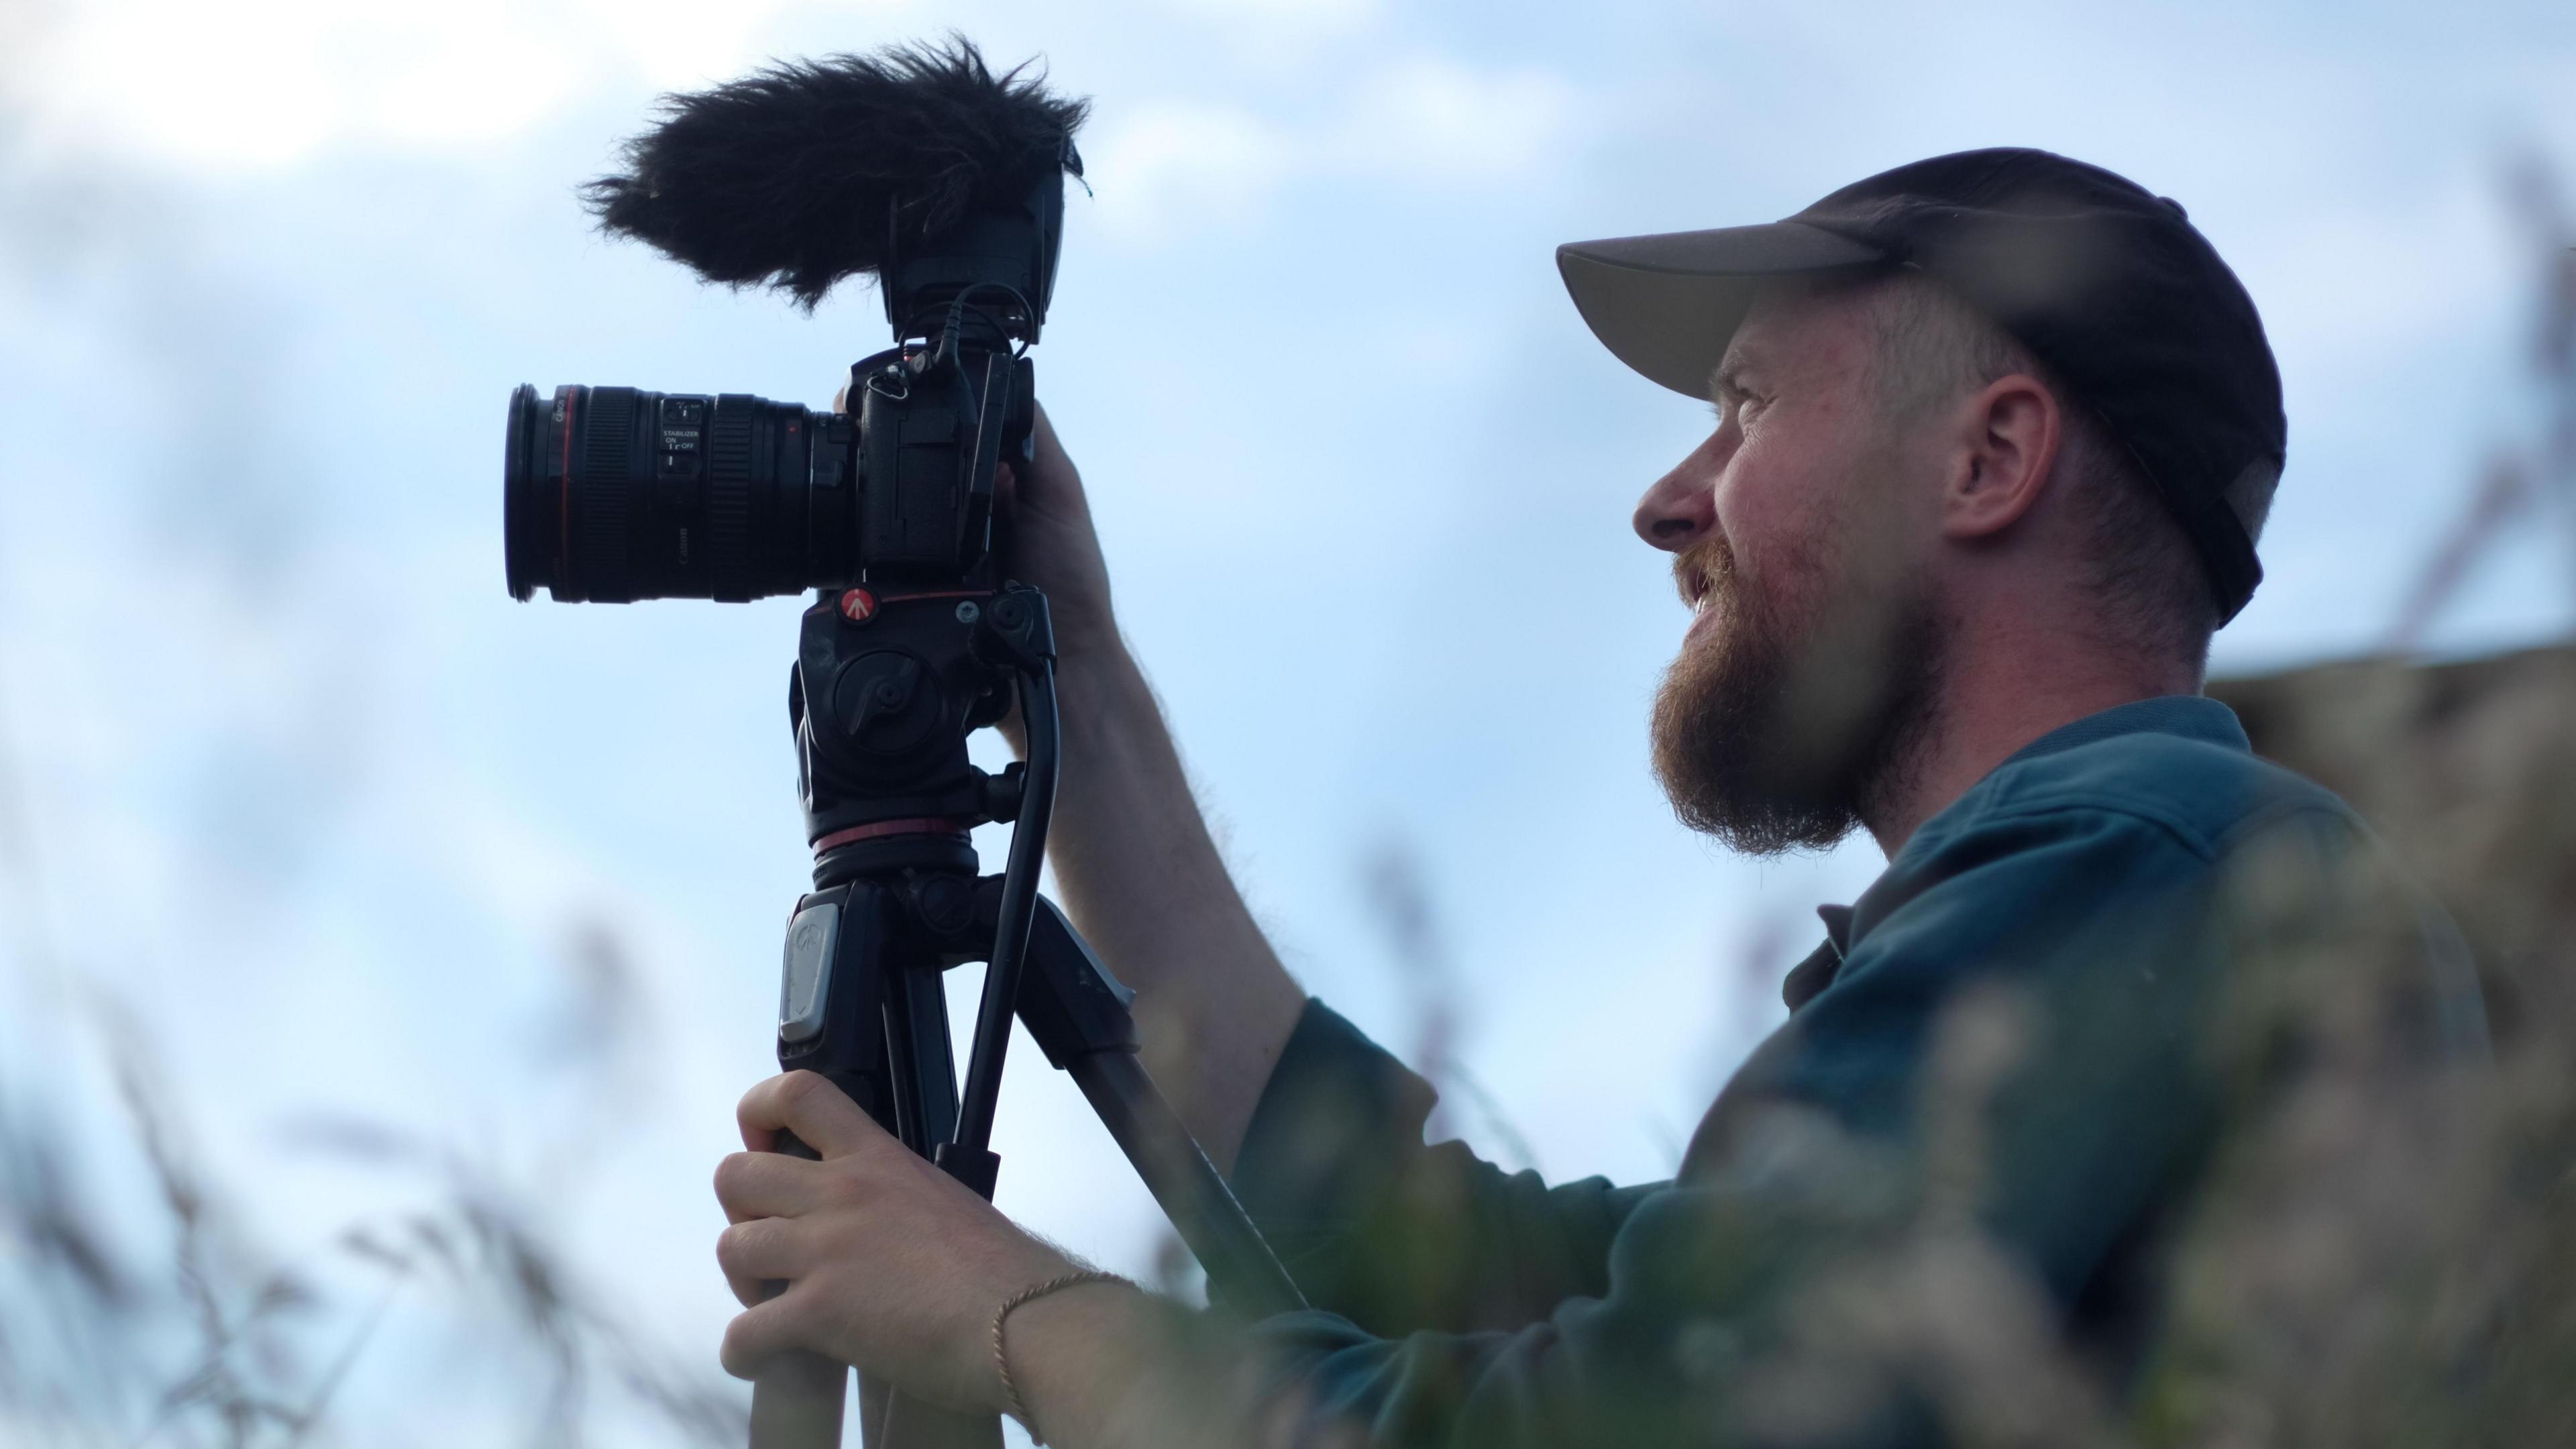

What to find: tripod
left=747, top=582, right=1306, bottom=1449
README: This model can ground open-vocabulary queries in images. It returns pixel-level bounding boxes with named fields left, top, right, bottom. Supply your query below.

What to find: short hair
left=1858, top=271, right=2240, bottom=674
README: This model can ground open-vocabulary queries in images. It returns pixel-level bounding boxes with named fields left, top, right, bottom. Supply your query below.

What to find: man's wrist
left=1053, top=614, right=1125, bottom=666
left=1001, top=1278, right=1166, bottom=1446
left=1051, top=638, right=1164, bottom=751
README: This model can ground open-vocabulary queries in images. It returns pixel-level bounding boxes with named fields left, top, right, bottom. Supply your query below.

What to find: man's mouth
left=1678, top=568, right=1728, bottom=644
left=1671, top=536, right=1734, bottom=645
left=1685, top=590, right=1723, bottom=643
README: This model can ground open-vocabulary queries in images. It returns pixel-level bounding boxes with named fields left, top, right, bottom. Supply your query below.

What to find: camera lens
left=502, top=384, right=855, bottom=602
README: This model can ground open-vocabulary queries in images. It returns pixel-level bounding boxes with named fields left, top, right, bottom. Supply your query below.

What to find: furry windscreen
left=584, top=38, right=1088, bottom=309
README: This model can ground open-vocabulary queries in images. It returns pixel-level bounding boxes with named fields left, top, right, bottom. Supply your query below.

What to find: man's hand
left=824, top=392, right=1116, bottom=657
left=712, top=1071, right=1080, bottom=1413
left=994, top=403, right=1119, bottom=659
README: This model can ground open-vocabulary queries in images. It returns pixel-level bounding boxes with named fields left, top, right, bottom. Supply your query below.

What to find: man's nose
left=1633, top=437, right=1721, bottom=553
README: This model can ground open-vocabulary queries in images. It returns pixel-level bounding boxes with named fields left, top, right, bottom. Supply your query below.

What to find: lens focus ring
left=706, top=398, right=755, bottom=602
left=575, top=386, right=637, bottom=601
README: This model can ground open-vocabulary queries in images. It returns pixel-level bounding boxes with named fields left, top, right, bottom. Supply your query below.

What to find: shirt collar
left=1995, top=694, right=2248, bottom=767
left=1780, top=904, right=1854, bottom=1012
left=1778, top=695, right=2248, bottom=1013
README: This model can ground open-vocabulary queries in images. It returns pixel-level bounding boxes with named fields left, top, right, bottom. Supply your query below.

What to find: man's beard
left=1650, top=532, right=1943, bottom=855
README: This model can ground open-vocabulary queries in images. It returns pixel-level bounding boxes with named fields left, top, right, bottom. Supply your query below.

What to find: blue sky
left=3, top=0, right=2572, bottom=1440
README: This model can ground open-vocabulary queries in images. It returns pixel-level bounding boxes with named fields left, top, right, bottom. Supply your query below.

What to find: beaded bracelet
left=992, top=1269, right=1134, bottom=1445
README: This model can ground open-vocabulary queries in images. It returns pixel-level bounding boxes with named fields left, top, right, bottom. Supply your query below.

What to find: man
left=706, top=150, right=2483, bottom=1445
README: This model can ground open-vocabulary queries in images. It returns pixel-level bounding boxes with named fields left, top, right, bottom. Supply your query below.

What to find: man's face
left=1636, top=280, right=1946, bottom=853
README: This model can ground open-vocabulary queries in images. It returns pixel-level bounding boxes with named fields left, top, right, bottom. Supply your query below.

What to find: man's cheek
left=1712, top=455, right=1808, bottom=577
left=1717, top=532, right=1791, bottom=627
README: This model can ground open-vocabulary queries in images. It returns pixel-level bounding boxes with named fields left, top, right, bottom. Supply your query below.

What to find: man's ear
left=1941, top=373, right=2063, bottom=541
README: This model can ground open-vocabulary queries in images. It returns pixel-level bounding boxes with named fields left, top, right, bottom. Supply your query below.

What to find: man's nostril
left=1650, top=518, right=1695, bottom=541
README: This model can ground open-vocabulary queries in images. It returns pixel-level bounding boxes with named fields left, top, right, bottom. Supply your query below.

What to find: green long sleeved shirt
left=1225, top=696, right=2483, bottom=1448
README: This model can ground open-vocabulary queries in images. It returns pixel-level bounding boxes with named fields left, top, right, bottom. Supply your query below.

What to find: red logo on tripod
left=838, top=588, right=879, bottom=624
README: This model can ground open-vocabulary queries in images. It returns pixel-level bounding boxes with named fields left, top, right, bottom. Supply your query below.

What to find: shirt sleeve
left=1228, top=1000, right=1666, bottom=1337
left=1230, top=801, right=2367, bottom=1448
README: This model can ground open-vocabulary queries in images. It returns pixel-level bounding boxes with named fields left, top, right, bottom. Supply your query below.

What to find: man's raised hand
left=828, top=383, right=1120, bottom=660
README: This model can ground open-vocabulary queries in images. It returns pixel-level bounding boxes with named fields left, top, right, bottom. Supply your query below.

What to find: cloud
left=2235, top=171, right=2517, bottom=386
left=10, top=0, right=895, bottom=171
left=1081, top=54, right=1582, bottom=246
left=1148, top=0, right=1379, bottom=56
left=1332, top=56, right=1578, bottom=184
left=13, top=0, right=1582, bottom=261
left=1081, top=98, right=1300, bottom=241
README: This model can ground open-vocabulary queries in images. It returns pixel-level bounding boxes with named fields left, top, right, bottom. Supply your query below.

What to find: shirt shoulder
left=1931, top=726, right=2363, bottom=865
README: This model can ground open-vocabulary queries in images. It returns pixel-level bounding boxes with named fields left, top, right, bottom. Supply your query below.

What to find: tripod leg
left=1012, top=895, right=1307, bottom=1318
left=862, top=967, right=1004, bottom=1449
left=753, top=890, right=1002, bottom=1449
left=749, top=1132, right=853, bottom=1448
left=753, top=1352, right=849, bottom=1446
left=1061, top=1051, right=1304, bottom=1316
left=881, top=963, right=963, bottom=1157
left=751, top=884, right=885, bottom=1449
left=749, top=1132, right=850, bottom=1449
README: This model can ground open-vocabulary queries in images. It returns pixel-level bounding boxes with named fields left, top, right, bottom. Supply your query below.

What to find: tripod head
left=778, top=572, right=1059, bottom=1168
left=792, top=583, right=1041, bottom=864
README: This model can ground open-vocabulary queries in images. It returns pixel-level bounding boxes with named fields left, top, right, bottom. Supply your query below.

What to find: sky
left=2, top=0, right=2573, bottom=1441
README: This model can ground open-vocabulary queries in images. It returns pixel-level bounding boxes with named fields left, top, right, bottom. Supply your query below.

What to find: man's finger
left=1031, top=400, right=1063, bottom=464
left=723, top=1263, right=774, bottom=1309
left=714, top=1216, right=808, bottom=1289
left=720, top=1288, right=816, bottom=1380
left=1028, top=402, right=1076, bottom=492
left=738, top=1070, right=881, bottom=1159
left=712, top=1150, right=823, bottom=1223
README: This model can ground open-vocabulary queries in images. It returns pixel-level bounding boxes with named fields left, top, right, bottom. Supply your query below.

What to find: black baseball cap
left=1557, top=148, right=2284, bottom=625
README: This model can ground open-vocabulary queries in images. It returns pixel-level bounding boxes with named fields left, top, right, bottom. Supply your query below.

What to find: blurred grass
left=0, top=945, right=749, bottom=1449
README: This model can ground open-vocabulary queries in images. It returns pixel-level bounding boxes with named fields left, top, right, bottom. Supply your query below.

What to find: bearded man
left=704, top=150, right=2485, bottom=1446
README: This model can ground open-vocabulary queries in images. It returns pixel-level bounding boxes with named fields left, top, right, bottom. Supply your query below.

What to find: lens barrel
left=503, top=384, right=856, bottom=602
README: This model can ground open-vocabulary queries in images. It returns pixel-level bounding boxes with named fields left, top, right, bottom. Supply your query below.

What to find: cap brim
left=1556, top=221, right=1886, bottom=397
